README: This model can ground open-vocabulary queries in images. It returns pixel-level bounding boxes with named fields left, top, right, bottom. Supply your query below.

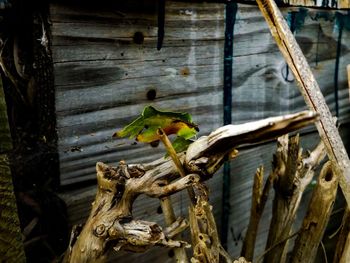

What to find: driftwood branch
left=290, top=161, right=338, bottom=263
left=64, top=110, right=318, bottom=263
left=256, top=0, right=350, bottom=208
left=264, top=134, right=326, bottom=263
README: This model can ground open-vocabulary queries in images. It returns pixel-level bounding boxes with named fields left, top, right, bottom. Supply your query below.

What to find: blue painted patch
left=335, top=11, right=350, bottom=32
left=286, top=8, right=308, bottom=33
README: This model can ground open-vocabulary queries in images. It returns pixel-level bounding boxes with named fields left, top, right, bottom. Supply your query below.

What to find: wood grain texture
left=51, top=2, right=350, bottom=186
left=51, top=2, right=350, bottom=262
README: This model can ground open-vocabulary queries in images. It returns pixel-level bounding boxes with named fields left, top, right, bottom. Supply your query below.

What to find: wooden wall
left=50, top=1, right=350, bottom=261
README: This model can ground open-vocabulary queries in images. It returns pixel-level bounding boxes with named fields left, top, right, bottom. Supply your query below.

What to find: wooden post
left=333, top=208, right=350, bottom=263
left=263, top=135, right=326, bottom=263
left=0, top=77, right=26, bottom=262
left=256, top=0, right=350, bottom=207
left=290, top=161, right=338, bottom=263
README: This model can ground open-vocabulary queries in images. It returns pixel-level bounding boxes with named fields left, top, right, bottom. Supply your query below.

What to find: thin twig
left=157, top=128, right=196, bottom=205
left=321, top=241, right=328, bottom=263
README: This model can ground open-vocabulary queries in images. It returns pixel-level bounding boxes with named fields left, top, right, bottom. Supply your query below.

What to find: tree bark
left=290, top=161, right=338, bottom=263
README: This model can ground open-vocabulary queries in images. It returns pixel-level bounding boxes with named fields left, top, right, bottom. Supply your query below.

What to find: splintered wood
left=290, top=162, right=338, bottom=263
left=256, top=0, right=350, bottom=207
left=264, top=135, right=326, bottom=263
left=63, top=111, right=317, bottom=263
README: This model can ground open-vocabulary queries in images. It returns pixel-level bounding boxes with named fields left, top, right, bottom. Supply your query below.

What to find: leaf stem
left=157, top=128, right=197, bottom=205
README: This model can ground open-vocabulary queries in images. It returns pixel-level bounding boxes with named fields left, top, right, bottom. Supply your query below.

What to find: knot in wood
left=94, top=224, right=106, bottom=236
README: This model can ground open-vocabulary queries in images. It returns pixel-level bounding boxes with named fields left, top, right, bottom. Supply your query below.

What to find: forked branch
left=64, top=110, right=318, bottom=263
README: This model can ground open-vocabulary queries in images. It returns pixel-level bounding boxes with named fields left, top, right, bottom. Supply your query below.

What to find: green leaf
left=172, top=137, right=194, bottom=153
left=113, top=106, right=198, bottom=143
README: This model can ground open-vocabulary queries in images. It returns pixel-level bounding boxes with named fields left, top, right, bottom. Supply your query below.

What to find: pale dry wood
left=157, top=128, right=191, bottom=263
left=241, top=166, right=273, bottom=261
left=338, top=0, right=350, bottom=8
left=241, top=166, right=265, bottom=260
left=290, top=161, right=338, bottom=263
left=185, top=110, right=318, bottom=177
left=64, top=111, right=318, bottom=262
left=189, top=194, right=232, bottom=263
left=64, top=160, right=196, bottom=263
left=263, top=134, right=326, bottom=263
left=158, top=128, right=196, bottom=205
left=256, top=0, right=350, bottom=208
left=159, top=197, right=189, bottom=263
left=233, top=257, right=251, bottom=263
left=333, top=208, right=350, bottom=263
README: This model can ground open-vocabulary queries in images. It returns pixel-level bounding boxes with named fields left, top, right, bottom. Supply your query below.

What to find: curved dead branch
left=64, top=110, right=318, bottom=263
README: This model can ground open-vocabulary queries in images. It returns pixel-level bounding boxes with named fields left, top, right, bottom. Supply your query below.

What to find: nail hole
left=157, top=206, right=162, bottom=214
left=146, top=89, right=157, bottom=100
left=133, top=32, right=144, bottom=44
left=120, top=52, right=124, bottom=56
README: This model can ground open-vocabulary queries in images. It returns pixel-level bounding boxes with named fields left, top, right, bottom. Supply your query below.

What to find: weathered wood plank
left=51, top=2, right=350, bottom=185
left=51, top=3, right=350, bottom=261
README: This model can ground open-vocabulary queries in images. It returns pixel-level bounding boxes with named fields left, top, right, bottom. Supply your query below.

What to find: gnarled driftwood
left=63, top=110, right=318, bottom=263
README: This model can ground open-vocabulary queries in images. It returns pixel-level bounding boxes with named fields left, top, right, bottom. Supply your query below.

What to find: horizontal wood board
left=51, top=1, right=350, bottom=186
